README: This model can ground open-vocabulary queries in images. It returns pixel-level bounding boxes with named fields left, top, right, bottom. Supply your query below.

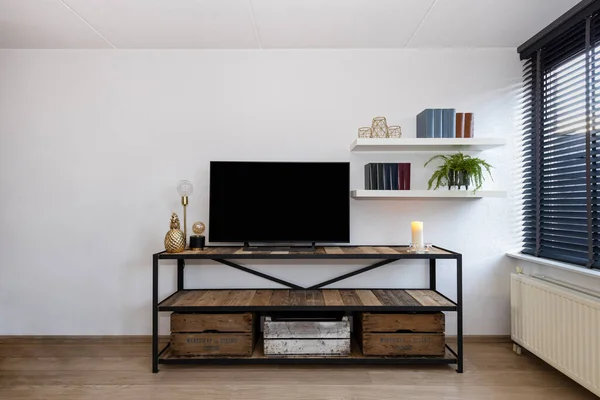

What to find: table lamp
left=177, top=180, right=193, bottom=245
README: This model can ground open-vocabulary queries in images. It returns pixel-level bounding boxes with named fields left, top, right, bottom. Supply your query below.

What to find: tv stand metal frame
left=152, top=245, right=463, bottom=373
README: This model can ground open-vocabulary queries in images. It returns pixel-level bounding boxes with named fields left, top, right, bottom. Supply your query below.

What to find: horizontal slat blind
left=521, top=15, right=599, bottom=269
left=592, top=16, right=600, bottom=267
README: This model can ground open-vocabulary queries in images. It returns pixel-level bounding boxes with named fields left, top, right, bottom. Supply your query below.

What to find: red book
left=397, top=163, right=411, bottom=190
left=403, top=163, right=411, bottom=190
left=455, top=113, right=464, bottom=138
left=464, top=113, right=474, bottom=138
left=398, top=163, right=404, bottom=190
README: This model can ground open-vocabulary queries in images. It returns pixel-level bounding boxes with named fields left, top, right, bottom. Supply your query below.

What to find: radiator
left=511, top=273, right=600, bottom=397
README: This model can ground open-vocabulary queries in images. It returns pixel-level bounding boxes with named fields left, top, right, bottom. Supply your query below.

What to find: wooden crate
left=359, top=313, right=445, bottom=356
left=264, top=316, right=350, bottom=356
left=171, top=313, right=252, bottom=333
left=361, top=312, right=444, bottom=333
left=170, top=333, right=253, bottom=356
left=170, top=313, right=254, bottom=356
left=361, top=333, right=445, bottom=356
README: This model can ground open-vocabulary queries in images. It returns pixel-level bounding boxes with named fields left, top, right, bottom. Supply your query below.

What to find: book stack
left=364, top=163, right=411, bottom=190
left=416, top=109, right=474, bottom=138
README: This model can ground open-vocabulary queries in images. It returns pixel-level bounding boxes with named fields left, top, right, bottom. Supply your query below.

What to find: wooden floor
left=0, top=337, right=597, bottom=400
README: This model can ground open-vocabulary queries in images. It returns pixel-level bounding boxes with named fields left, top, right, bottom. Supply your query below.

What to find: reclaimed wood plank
left=159, top=292, right=182, bottom=307
left=306, top=290, right=325, bottom=306
left=170, top=333, right=253, bottom=356
left=387, top=290, right=421, bottom=306
left=193, top=291, right=223, bottom=307
left=406, top=290, right=455, bottom=307
left=362, top=313, right=445, bottom=333
left=264, top=317, right=350, bottom=339
left=322, top=290, right=344, bottom=306
left=264, top=339, right=350, bottom=356
left=289, top=291, right=307, bottom=306
left=355, top=290, right=382, bottom=306
left=406, top=290, right=440, bottom=306
left=171, top=313, right=253, bottom=333
left=210, top=290, right=240, bottom=307
left=339, top=290, right=363, bottom=306
left=232, top=290, right=256, bottom=306
left=357, top=246, right=377, bottom=255
left=249, top=290, right=273, bottom=306
left=211, top=247, right=243, bottom=255
left=269, top=290, right=290, bottom=306
left=388, top=246, right=411, bottom=254
left=361, top=333, right=445, bottom=356
left=172, top=290, right=205, bottom=307
left=341, top=247, right=364, bottom=255
left=324, top=247, right=344, bottom=255
left=234, top=249, right=253, bottom=254
left=372, top=247, right=400, bottom=254
left=372, top=290, right=398, bottom=306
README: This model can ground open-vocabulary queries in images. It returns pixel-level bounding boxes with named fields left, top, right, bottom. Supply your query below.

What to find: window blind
left=520, top=13, right=600, bottom=269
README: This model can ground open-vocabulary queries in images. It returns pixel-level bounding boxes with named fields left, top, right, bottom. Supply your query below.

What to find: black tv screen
left=209, top=161, right=350, bottom=243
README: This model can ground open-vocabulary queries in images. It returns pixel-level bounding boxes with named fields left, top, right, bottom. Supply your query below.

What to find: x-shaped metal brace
left=212, top=258, right=398, bottom=289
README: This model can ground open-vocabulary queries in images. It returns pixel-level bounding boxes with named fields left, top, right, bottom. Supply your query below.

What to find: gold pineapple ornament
left=164, top=213, right=185, bottom=253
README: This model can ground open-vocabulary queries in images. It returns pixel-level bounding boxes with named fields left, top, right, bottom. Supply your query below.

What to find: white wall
left=0, top=49, right=522, bottom=335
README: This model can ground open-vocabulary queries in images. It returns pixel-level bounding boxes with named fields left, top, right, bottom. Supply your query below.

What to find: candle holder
left=358, top=127, right=372, bottom=138
left=371, top=117, right=388, bottom=138
left=408, top=242, right=425, bottom=254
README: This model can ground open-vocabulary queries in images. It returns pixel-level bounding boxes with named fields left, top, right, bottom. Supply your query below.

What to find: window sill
left=506, top=252, right=600, bottom=279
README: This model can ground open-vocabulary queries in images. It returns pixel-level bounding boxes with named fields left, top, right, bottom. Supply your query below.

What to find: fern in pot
left=424, top=152, right=493, bottom=192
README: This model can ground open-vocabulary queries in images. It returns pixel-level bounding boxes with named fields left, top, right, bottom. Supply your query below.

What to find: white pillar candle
left=411, top=221, right=424, bottom=249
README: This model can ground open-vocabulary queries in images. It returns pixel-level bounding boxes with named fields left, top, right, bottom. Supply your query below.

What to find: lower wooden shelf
left=158, top=340, right=458, bottom=365
left=158, top=289, right=457, bottom=312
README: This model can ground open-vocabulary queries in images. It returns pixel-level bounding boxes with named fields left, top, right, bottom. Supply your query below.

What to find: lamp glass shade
left=177, top=180, right=194, bottom=197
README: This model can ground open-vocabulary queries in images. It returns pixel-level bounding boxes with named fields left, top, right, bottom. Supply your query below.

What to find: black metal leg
left=177, top=259, right=185, bottom=291
left=152, top=254, right=159, bottom=373
left=429, top=259, right=436, bottom=290
left=456, top=255, right=463, bottom=373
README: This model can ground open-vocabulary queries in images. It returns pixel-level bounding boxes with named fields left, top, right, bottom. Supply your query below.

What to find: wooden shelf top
left=158, top=245, right=457, bottom=259
left=159, top=289, right=457, bottom=311
left=350, top=137, right=506, bottom=152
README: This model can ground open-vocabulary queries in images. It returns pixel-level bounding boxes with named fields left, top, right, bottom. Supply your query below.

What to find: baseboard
left=447, top=335, right=512, bottom=343
left=0, top=335, right=512, bottom=344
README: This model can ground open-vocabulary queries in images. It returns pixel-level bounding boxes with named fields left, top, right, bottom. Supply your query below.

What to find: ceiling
left=0, top=0, right=581, bottom=49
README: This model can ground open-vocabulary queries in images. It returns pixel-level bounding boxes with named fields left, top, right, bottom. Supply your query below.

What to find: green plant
left=424, top=152, right=493, bottom=192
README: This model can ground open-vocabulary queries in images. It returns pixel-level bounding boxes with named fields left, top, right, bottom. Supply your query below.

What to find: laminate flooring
left=0, top=338, right=596, bottom=400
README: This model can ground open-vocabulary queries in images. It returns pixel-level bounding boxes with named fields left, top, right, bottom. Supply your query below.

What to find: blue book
left=416, top=109, right=435, bottom=138
left=382, top=164, right=391, bottom=190
left=370, top=163, right=379, bottom=190
left=442, top=109, right=456, bottom=138
left=390, top=163, right=399, bottom=190
left=433, top=109, right=443, bottom=138
left=377, top=163, right=384, bottom=190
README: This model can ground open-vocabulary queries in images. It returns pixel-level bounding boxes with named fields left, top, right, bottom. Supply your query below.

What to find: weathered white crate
left=263, top=316, right=350, bottom=356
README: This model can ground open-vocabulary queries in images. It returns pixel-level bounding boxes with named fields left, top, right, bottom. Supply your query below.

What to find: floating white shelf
left=350, top=138, right=506, bottom=152
left=351, top=190, right=507, bottom=200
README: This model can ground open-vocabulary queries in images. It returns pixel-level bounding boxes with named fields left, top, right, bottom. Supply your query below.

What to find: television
left=209, top=161, right=350, bottom=244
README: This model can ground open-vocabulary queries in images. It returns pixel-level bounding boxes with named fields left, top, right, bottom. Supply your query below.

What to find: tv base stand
left=243, top=241, right=316, bottom=251
left=152, top=245, right=463, bottom=373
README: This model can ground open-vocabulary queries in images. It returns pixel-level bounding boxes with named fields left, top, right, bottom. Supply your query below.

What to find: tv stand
left=152, top=245, right=463, bottom=373
left=243, top=241, right=316, bottom=251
